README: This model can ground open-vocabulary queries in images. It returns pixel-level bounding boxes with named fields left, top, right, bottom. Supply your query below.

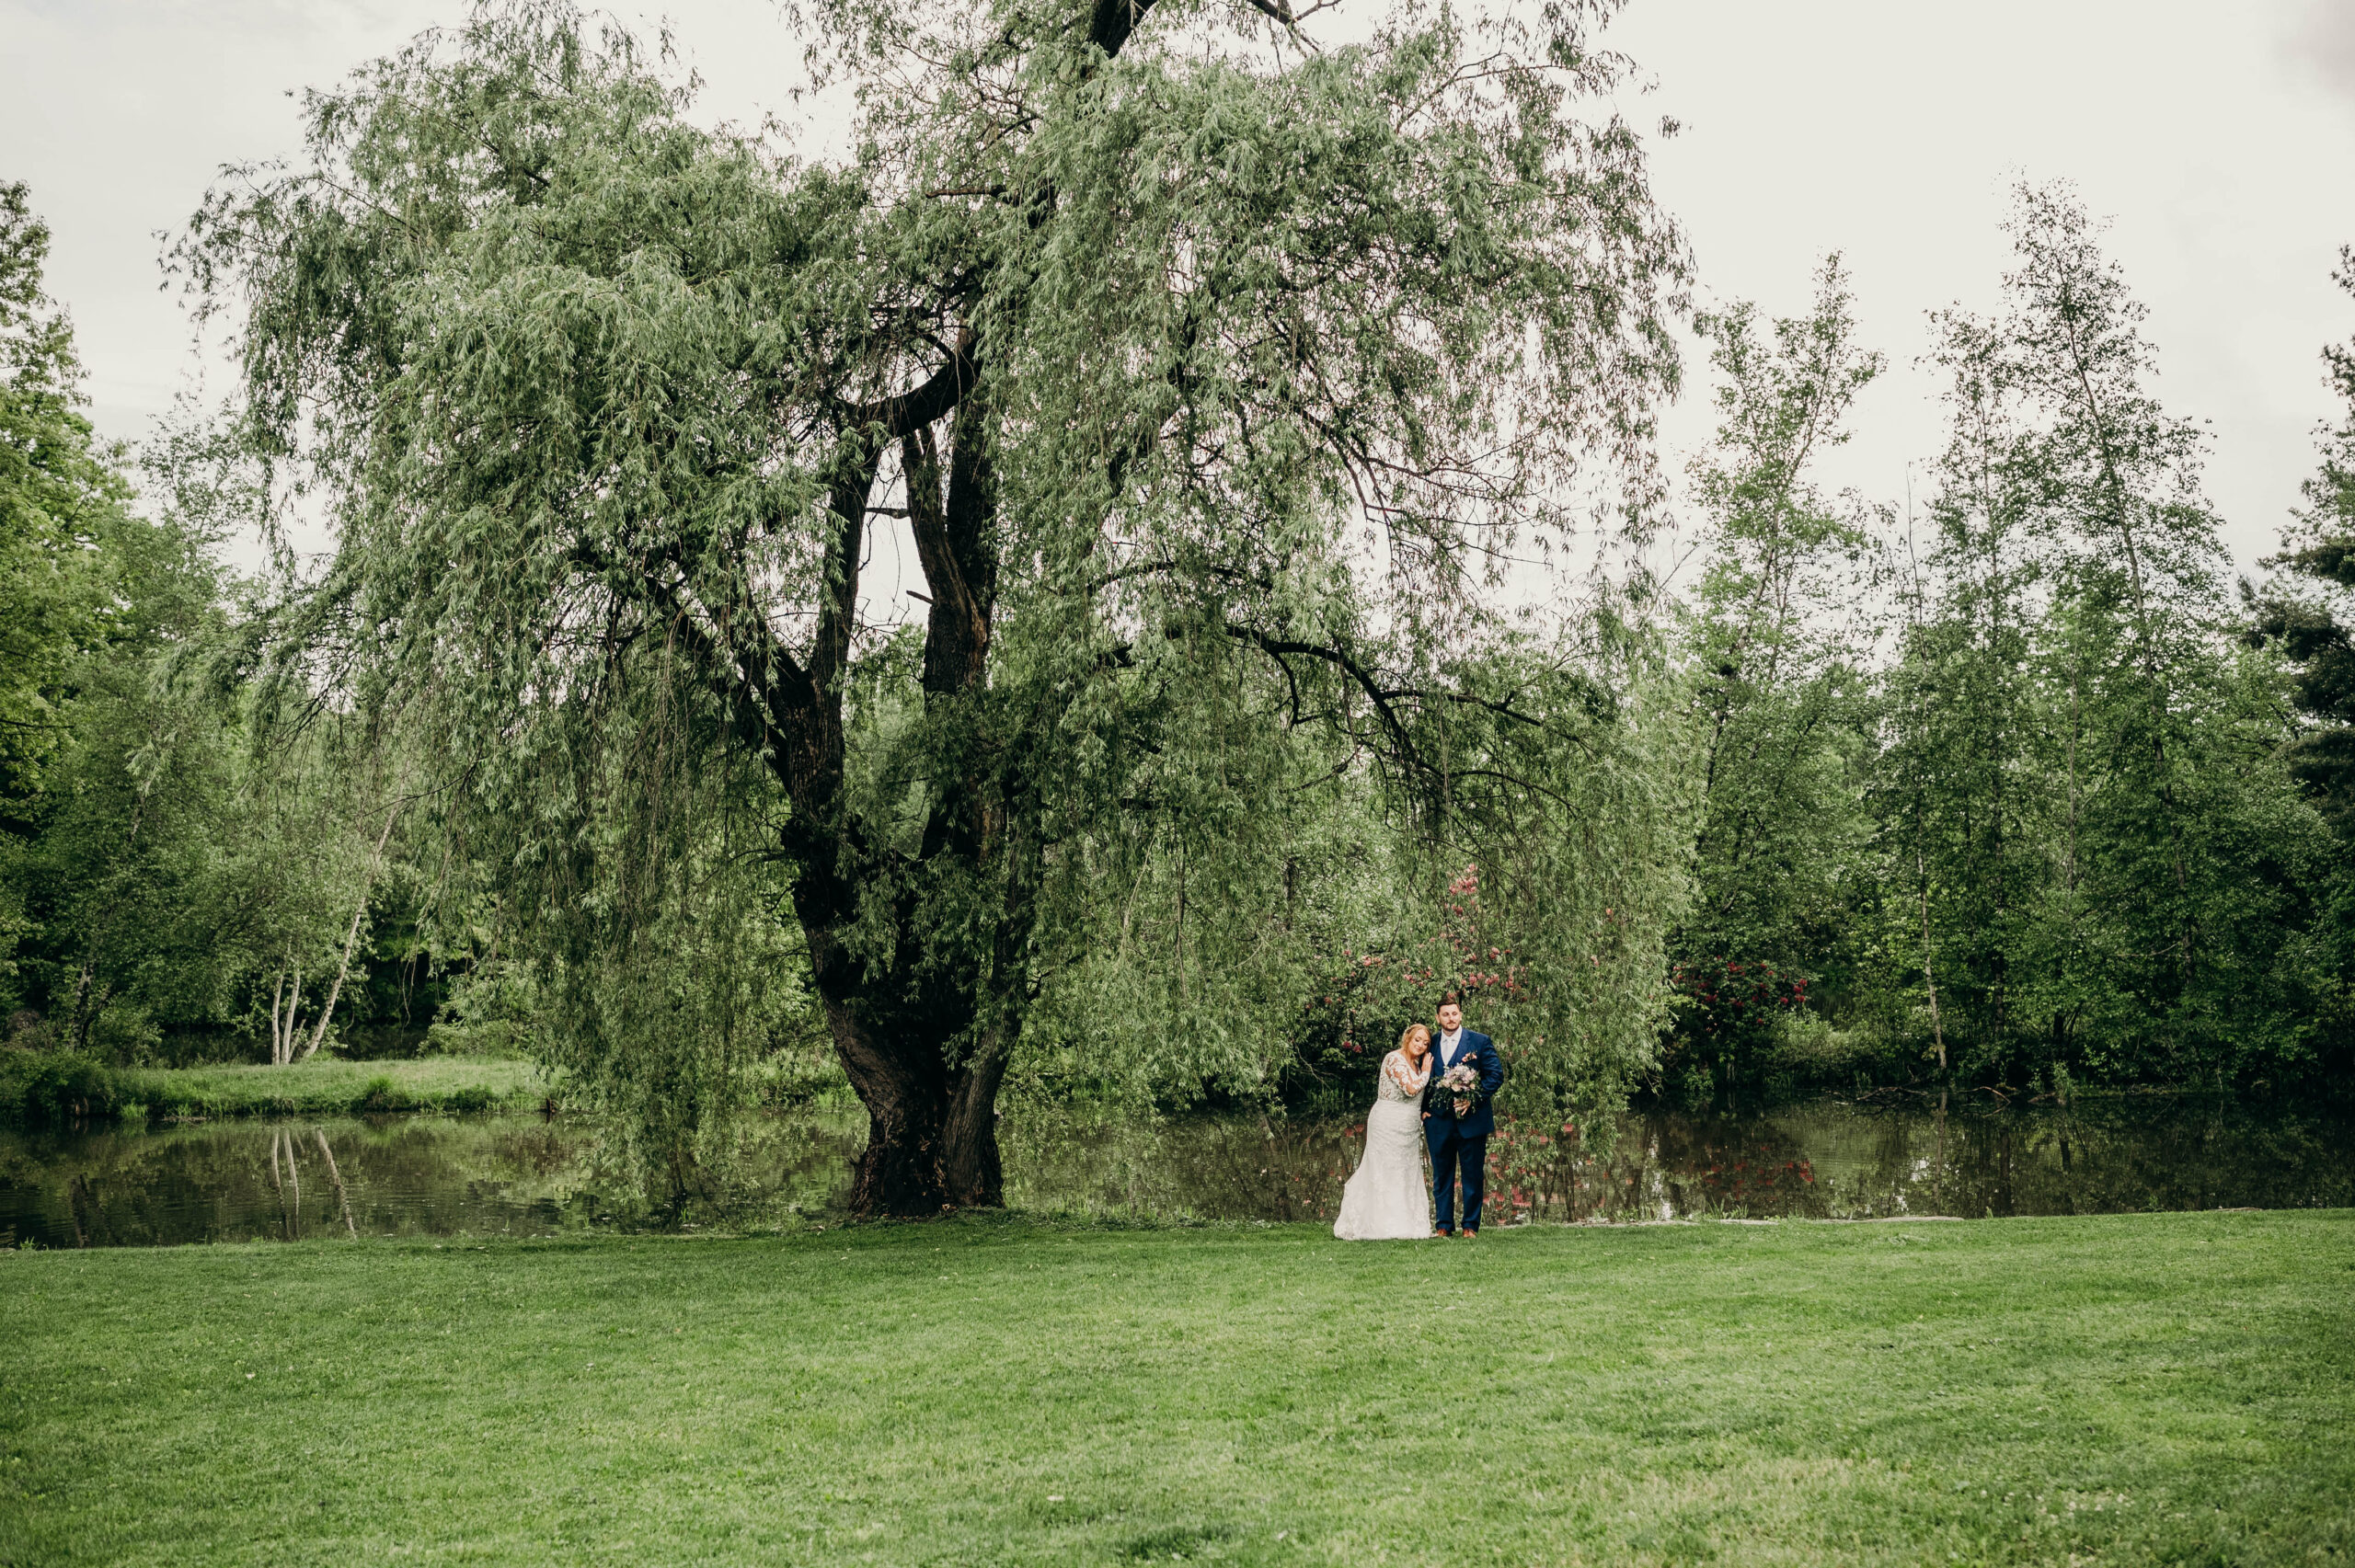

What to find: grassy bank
left=4, top=1213, right=2349, bottom=1565
left=3, top=1052, right=863, bottom=1124
left=0, top=1055, right=554, bottom=1123
left=117, top=1058, right=552, bottom=1119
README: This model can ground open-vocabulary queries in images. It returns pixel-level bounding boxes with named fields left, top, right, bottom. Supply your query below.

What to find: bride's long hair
left=1398, top=1023, right=1432, bottom=1061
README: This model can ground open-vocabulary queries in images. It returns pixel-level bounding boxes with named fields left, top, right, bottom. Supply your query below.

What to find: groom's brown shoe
left=1430, top=1229, right=1451, bottom=1238
left=1460, top=1229, right=1477, bottom=1239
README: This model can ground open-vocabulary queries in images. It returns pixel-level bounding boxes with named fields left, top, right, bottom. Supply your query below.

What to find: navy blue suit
left=1422, top=1029, right=1503, bottom=1231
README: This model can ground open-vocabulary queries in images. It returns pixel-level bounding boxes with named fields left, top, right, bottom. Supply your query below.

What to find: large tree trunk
left=940, top=1027, right=1014, bottom=1204
left=790, top=797, right=1040, bottom=1217
left=808, top=976, right=1007, bottom=1216
left=797, top=869, right=1018, bottom=1216
left=764, top=372, right=1036, bottom=1219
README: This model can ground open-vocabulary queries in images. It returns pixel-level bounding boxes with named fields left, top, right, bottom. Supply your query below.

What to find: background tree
left=1669, top=258, right=1882, bottom=1094
left=2245, top=245, right=2355, bottom=1071
left=0, top=181, right=128, bottom=820
left=0, top=183, right=244, bottom=1059
left=2247, top=250, right=2355, bottom=822
left=1874, top=185, right=2330, bottom=1086
left=186, top=0, right=1694, bottom=1212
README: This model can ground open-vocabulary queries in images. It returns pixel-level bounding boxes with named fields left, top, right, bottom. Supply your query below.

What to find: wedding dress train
left=1333, top=1049, right=1432, bottom=1241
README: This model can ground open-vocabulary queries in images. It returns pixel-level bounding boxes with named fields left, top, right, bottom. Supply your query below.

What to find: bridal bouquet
left=1432, top=1062, right=1482, bottom=1115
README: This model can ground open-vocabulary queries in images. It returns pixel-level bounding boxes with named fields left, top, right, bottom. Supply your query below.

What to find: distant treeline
left=0, top=180, right=460, bottom=1074
left=1668, top=198, right=2355, bottom=1103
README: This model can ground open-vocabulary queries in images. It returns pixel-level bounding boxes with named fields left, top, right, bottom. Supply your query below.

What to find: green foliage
left=0, top=184, right=378, bottom=1068
left=6, top=663, right=238, bottom=1052
left=1020, top=625, right=1693, bottom=1123
left=0, top=182, right=130, bottom=813
left=0, top=188, right=233, bottom=1048
left=0, top=1048, right=122, bottom=1122
left=1877, top=185, right=2332, bottom=1087
left=0, top=179, right=454, bottom=1073
left=2246, top=247, right=2355, bottom=1076
left=17, top=0, right=2345, bottom=1187
left=1669, top=258, right=1883, bottom=1093
left=179, top=0, right=1696, bottom=1206
left=1665, top=197, right=2342, bottom=1098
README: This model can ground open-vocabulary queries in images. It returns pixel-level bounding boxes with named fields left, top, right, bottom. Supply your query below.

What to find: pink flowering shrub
left=1660, top=956, right=1809, bottom=1095
left=1286, top=864, right=1537, bottom=1100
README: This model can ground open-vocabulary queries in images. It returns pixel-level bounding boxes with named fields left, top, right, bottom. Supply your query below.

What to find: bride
left=1333, top=1024, right=1434, bottom=1241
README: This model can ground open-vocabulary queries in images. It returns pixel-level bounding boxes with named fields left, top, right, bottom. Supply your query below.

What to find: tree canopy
left=7, top=14, right=2355, bottom=1196
left=0, top=181, right=132, bottom=816
left=186, top=0, right=1697, bottom=1211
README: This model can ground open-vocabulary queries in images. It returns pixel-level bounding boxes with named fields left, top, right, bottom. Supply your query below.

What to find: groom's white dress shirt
left=1440, top=1027, right=1465, bottom=1067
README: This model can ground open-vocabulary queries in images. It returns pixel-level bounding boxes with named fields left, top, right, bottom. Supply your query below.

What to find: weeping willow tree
left=1022, top=617, right=1693, bottom=1120
left=184, top=0, right=1692, bottom=1214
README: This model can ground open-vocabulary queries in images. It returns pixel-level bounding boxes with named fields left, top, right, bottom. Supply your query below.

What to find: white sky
left=6, top=0, right=2353, bottom=589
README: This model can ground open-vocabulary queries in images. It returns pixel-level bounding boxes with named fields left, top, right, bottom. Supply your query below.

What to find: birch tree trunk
left=270, top=960, right=304, bottom=1068
left=1915, top=843, right=1947, bottom=1075
left=299, top=795, right=403, bottom=1062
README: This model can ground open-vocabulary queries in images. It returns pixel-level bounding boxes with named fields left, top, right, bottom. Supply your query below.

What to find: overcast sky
left=6, top=0, right=2353, bottom=580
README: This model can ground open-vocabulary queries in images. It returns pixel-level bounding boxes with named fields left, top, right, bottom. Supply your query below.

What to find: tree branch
left=843, top=327, right=978, bottom=437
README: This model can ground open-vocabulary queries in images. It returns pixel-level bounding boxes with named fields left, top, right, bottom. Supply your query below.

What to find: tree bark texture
left=731, top=364, right=1039, bottom=1217
left=661, top=6, right=1157, bottom=1217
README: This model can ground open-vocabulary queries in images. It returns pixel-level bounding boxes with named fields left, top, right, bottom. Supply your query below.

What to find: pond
left=3, top=1092, right=2348, bottom=1247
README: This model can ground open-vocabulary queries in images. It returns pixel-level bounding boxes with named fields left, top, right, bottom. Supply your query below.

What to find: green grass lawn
left=4, top=1212, right=2349, bottom=1565
left=115, top=1057, right=552, bottom=1120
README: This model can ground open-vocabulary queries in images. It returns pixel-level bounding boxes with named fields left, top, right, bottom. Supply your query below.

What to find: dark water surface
left=3, top=1093, right=2348, bottom=1247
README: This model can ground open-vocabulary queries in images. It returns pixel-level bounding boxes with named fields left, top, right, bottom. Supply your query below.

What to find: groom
left=1421, top=995, right=1503, bottom=1237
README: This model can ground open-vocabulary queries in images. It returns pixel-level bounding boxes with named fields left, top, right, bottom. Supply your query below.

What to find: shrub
left=1661, top=956, right=1811, bottom=1097
left=351, top=1076, right=402, bottom=1114
left=0, top=1051, right=123, bottom=1123
left=86, top=1005, right=162, bottom=1066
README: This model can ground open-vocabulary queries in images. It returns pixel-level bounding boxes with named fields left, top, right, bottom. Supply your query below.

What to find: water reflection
left=0, top=1114, right=864, bottom=1248
left=1011, top=1093, right=2355, bottom=1225
left=1488, top=1093, right=2355, bottom=1224
left=2, top=1093, right=2346, bottom=1247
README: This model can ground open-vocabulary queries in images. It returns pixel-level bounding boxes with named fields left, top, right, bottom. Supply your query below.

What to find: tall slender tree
left=1881, top=185, right=2328, bottom=1082
left=1671, top=258, right=1883, bottom=1087
left=2249, top=246, right=2355, bottom=829
left=0, top=182, right=128, bottom=820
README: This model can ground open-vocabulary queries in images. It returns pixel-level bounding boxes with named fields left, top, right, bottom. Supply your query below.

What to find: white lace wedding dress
left=1333, top=1049, right=1432, bottom=1241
